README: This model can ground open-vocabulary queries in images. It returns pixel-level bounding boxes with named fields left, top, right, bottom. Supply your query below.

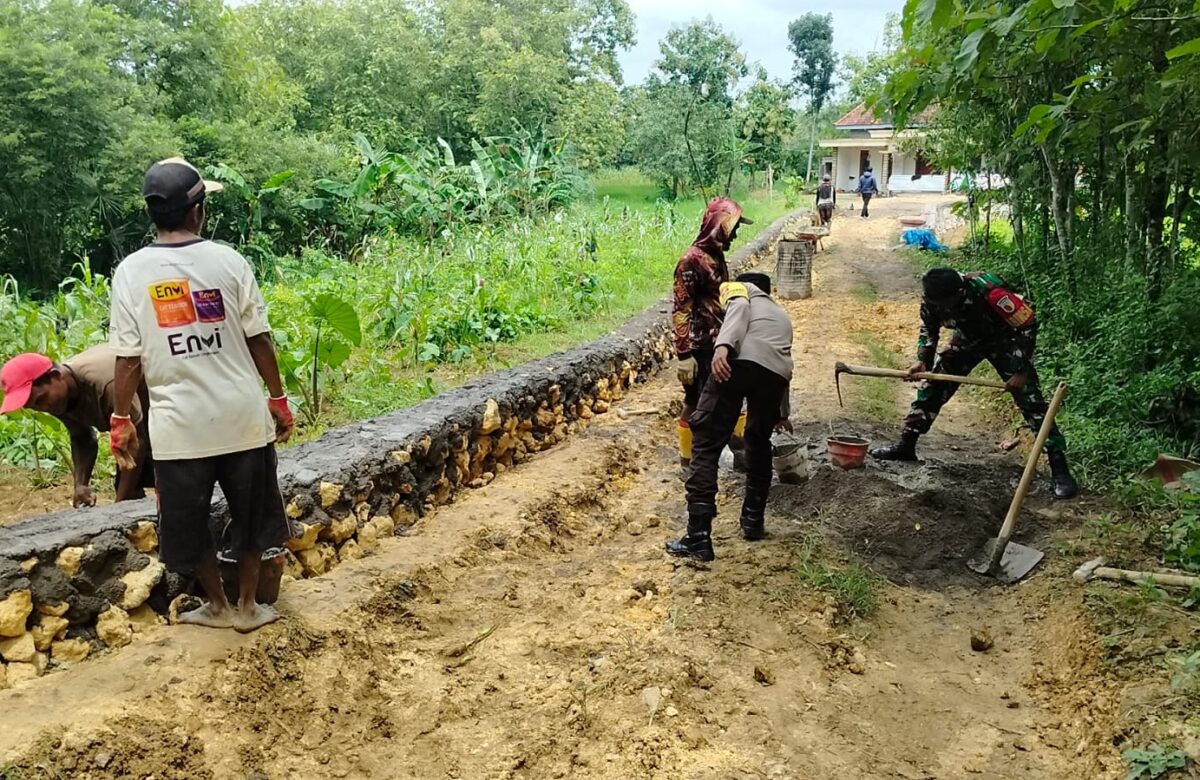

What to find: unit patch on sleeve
left=148, top=280, right=197, bottom=327
left=192, top=288, right=226, bottom=323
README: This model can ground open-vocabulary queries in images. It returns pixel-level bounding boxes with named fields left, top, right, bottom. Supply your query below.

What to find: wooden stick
left=986, top=382, right=1068, bottom=573
left=836, top=362, right=1007, bottom=390
left=1086, top=566, right=1200, bottom=590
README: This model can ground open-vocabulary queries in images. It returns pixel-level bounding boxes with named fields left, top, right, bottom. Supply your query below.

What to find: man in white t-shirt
left=109, top=157, right=296, bottom=633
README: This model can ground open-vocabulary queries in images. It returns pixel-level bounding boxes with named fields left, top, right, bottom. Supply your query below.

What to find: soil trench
left=0, top=196, right=1117, bottom=779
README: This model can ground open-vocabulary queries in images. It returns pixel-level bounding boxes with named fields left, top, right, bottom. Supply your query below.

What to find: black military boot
left=1047, top=451, right=1079, bottom=500
left=870, top=430, right=919, bottom=462
left=739, top=486, right=768, bottom=541
left=665, top=503, right=716, bottom=562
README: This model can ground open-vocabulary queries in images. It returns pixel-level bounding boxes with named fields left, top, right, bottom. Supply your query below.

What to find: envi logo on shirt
left=148, top=280, right=196, bottom=327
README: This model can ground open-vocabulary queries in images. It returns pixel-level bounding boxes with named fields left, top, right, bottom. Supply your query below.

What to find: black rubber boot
left=665, top=503, right=716, bottom=562
left=870, top=430, right=919, bottom=462
left=1047, top=451, right=1079, bottom=500
left=739, top=487, right=768, bottom=541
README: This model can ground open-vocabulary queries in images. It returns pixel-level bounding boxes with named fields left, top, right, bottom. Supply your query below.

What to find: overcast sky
left=618, top=0, right=899, bottom=85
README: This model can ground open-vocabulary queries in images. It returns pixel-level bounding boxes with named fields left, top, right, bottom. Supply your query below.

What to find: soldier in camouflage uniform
left=871, top=267, right=1079, bottom=499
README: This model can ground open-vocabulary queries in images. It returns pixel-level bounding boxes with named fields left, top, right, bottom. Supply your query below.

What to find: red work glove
left=109, top=414, right=139, bottom=471
left=268, top=395, right=295, bottom=444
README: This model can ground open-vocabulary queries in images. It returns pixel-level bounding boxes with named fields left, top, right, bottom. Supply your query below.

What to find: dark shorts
left=683, top=348, right=715, bottom=408
left=155, top=444, right=289, bottom=572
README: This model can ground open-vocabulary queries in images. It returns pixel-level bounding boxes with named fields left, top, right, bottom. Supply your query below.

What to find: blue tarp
left=902, top=228, right=948, bottom=253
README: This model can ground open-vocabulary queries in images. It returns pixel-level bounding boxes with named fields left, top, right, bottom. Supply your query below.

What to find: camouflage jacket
left=917, top=272, right=1038, bottom=368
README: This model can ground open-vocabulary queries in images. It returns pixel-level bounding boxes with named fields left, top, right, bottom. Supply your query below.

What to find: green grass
left=796, top=547, right=881, bottom=621
left=850, top=282, right=878, bottom=303
left=849, top=330, right=904, bottom=423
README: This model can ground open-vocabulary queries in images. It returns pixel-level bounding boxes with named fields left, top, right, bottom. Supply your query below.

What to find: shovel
left=834, top=362, right=1007, bottom=407
left=968, top=382, right=1068, bottom=583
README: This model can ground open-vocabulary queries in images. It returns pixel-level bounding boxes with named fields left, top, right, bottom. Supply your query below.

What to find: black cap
left=922, top=267, right=964, bottom=303
left=142, top=157, right=222, bottom=213
left=736, top=272, right=771, bottom=295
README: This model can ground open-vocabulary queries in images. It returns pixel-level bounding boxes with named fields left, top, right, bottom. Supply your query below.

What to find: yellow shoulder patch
left=719, top=282, right=749, bottom=309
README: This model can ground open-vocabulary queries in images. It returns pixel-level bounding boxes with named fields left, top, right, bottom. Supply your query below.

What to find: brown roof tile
left=834, top=102, right=936, bottom=128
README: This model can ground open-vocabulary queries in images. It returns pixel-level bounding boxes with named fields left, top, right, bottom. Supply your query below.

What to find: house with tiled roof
left=820, top=103, right=951, bottom=194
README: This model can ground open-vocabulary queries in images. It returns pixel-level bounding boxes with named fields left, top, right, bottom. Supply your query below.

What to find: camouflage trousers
left=902, top=339, right=1066, bottom=453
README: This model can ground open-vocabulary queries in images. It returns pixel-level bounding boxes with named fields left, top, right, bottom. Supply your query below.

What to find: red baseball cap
left=1, top=353, right=53, bottom=414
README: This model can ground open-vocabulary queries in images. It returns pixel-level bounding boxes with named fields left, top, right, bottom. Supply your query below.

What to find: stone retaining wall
left=0, top=209, right=803, bottom=686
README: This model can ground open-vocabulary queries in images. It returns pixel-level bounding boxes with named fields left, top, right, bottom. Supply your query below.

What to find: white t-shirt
left=109, top=239, right=276, bottom=460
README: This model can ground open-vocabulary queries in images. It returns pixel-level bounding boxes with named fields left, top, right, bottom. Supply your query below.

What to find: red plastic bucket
left=827, top=435, right=869, bottom=470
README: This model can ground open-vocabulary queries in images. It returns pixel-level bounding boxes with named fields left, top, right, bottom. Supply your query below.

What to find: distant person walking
left=815, top=174, right=836, bottom=227
left=855, top=166, right=879, bottom=218
left=109, top=157, right=295, bottom=633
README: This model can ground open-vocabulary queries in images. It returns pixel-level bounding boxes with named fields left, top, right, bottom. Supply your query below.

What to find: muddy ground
left=0, top=196, right=1143, bottom=779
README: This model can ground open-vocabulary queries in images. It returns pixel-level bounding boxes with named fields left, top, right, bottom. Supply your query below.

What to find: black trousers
left=685, top=361, right=787, bottom=509
left=860, top=192, right=873, bottom=217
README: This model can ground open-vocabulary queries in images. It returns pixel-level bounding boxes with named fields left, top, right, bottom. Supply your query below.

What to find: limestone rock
left=390, top=448, right=412, bottom=465
left=593, top=399, right=610, bottom=414
left=296, top=545, right=336, bottom=577
left=355, top=502, right=371, bottom=524
left=56, top=547, right=85, bottom=578
left=96, top=605, right=133, bottom=649
left=118, top=560, right=165, bottom=611
left=337, top=539, right=361, bottom=562
left=0, top=662, right=6, bottom=689
left=319, top=481, right=344, bottom=508
left=19, top=557, right=37, bottom=572
left=36, top=600, right=70, bottom=618
left=125, top=521, right=159, bottom=553
left=6, top=661, right=40, bottom=685
left=285, top=522, right=321, bottom=552
left=535, top=407, right=556, bottom=429
left=31, top=616, right=69, bottom=652
left=0, top=589, right=33, bottom=637
left=285, top=498, right=306, bottom=520
left=51, top=638, right=91, bottom=664
left=320, top=515, right=357, bottom=545
left=128, top=604, right=165, bottom=633
left=0, top=631, right=36, bottom=663
left=481, top=399, right=502, bottom=434
left=372, top=514, right=398, bottom=538
left=357, top=521, right=380, bottom=553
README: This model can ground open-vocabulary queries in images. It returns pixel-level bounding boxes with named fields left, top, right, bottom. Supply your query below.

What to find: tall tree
left=646, top=17, right=747, bottom=197
left=788, top=12, right=836, bottom=180
left=735, top=67, right=795, bottom=185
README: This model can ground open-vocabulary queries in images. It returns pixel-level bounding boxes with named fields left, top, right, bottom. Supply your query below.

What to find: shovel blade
left=968, top=538, right=1044, bottom=583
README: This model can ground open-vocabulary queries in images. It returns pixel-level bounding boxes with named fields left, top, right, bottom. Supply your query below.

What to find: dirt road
left=0, top=195, right=1123, bottom=779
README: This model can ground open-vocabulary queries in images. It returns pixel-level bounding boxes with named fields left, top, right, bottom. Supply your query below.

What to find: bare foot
left=234, top=603, right=281, bottom=633
left=178, top=601, right=234, bottom=629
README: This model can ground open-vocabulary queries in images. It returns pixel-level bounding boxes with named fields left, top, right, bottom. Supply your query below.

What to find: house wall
left=834, top=148, right=886, bottom=191
left=887, top=152, right=949, bottom=194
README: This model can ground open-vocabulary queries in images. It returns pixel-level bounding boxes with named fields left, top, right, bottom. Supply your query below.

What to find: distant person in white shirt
left=108, top=158, right=295, bottom=633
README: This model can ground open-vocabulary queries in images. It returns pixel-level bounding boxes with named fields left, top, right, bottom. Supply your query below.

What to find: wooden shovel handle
left=836, top=363, right=1007, bottom=390
left=988, top=382, right=1069, bottom=571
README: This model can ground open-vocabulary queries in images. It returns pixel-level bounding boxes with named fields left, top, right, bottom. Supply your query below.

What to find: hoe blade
left=968, top=538, right=1044, bottom=584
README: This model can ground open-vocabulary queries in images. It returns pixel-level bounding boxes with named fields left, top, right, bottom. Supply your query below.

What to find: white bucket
left=772, top=434, right=809, bottom=484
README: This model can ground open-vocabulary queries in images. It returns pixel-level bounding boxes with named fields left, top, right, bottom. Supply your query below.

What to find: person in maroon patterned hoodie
left=672, top=197, right=753, bottom=470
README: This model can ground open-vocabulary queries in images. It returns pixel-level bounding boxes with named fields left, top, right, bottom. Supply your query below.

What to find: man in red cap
left=1, top=346, right=152, bottom=507
left=108, top=157, right=295, bottom=633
